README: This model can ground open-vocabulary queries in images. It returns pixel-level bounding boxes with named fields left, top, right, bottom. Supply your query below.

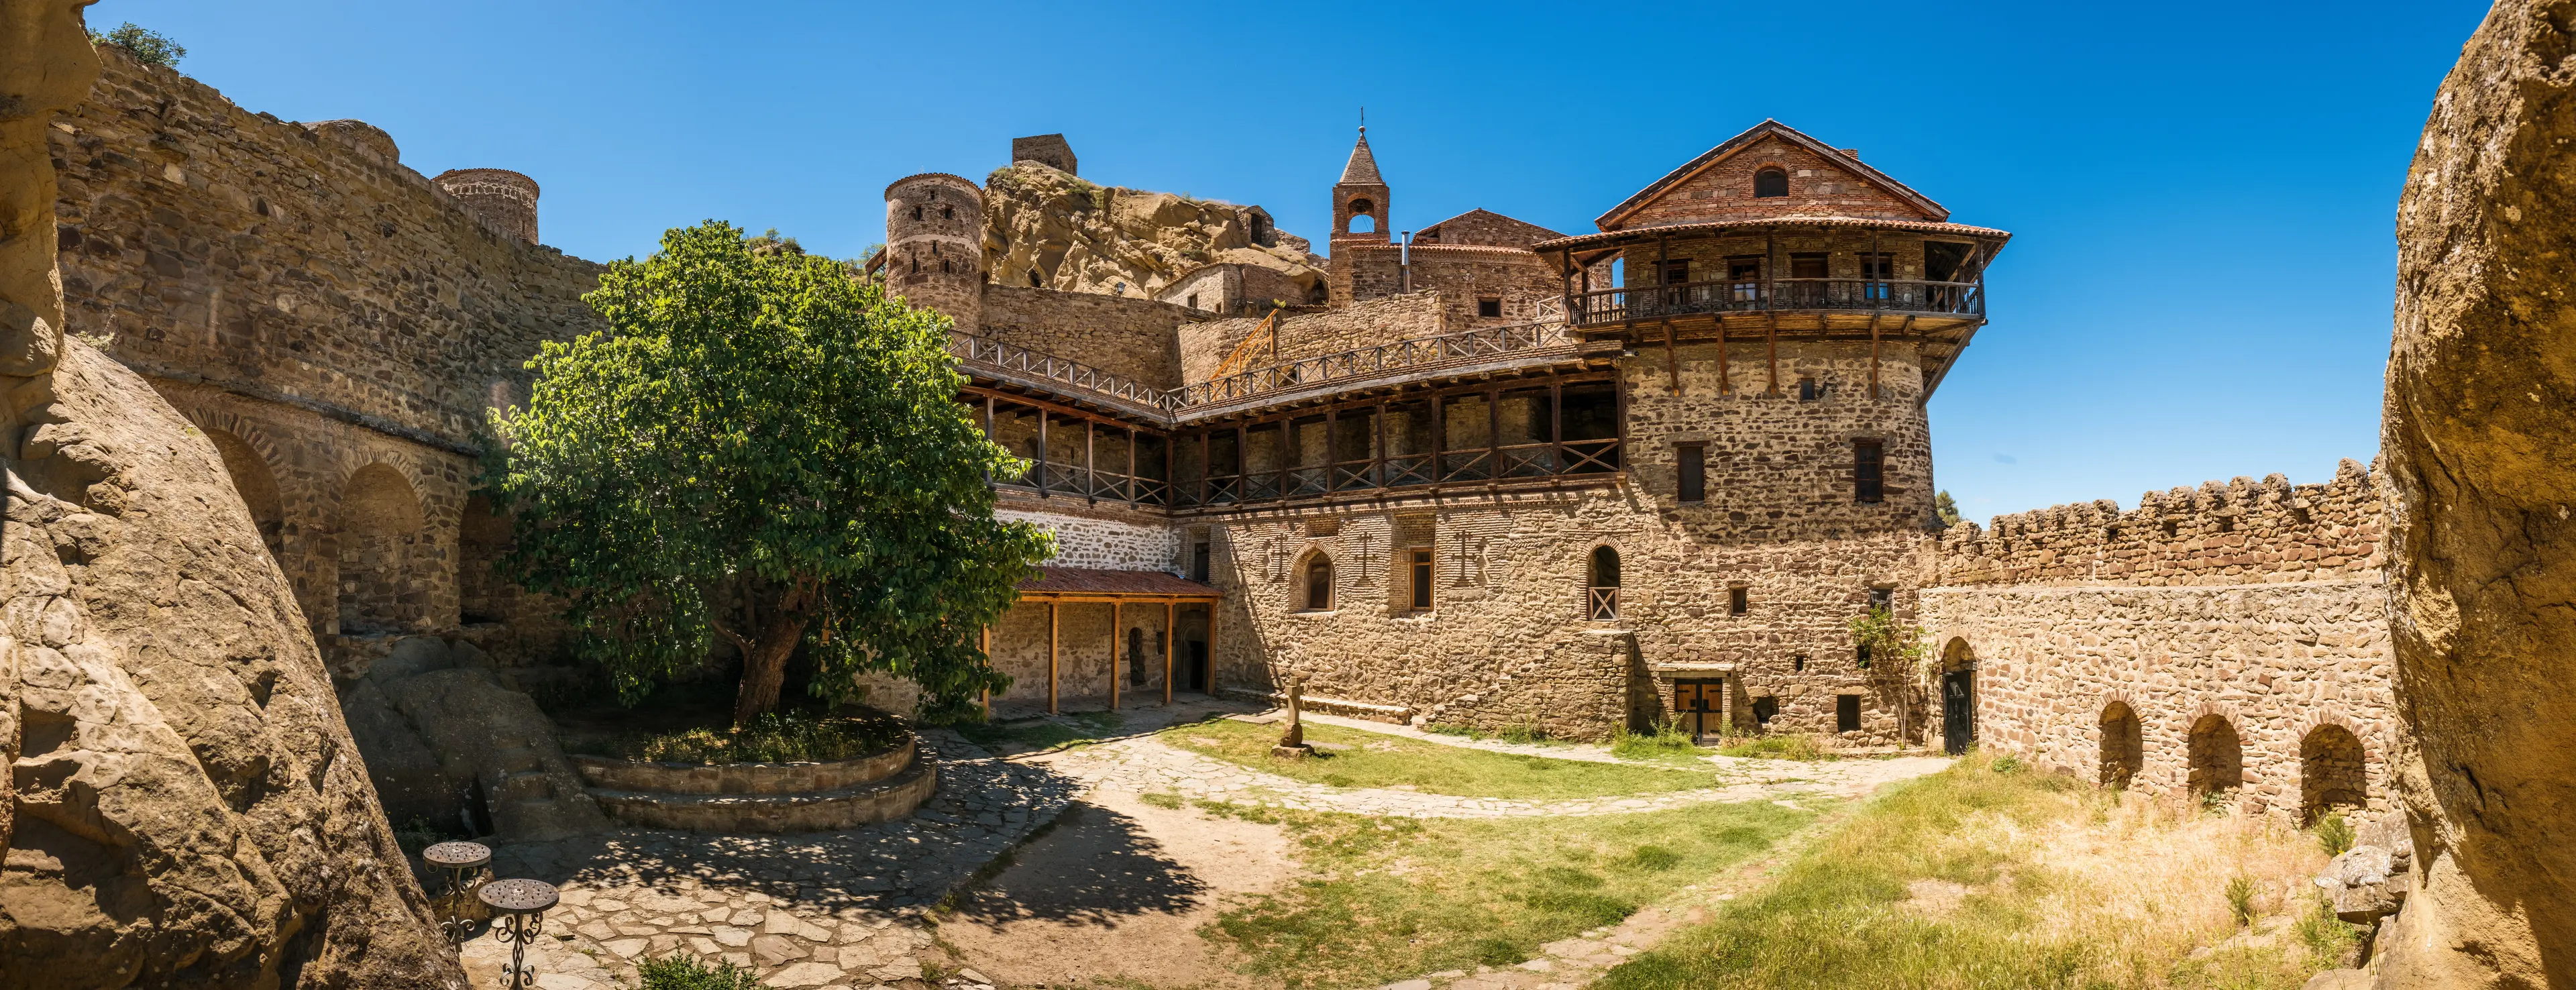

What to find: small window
left=1587, top=546, right=1621, bottom=620
left=1477, top=298, right=1502, bottom=318
left=1799, top=377, right=1820, bottom=401
left=941, top=205, right=955, bottom=219
left=1305, top=557, right=1334, bottom=610
left=1676, top=444, right=1706, bottom=504
left=1858, top=252, right=1894, bottom=280
left=1752, top=696, right=1779, bottom=725
left=1837, top=695, right=1862, bottom=732
left=1191, top=541, right=1212, bottom=582
left=1792, top=653, right=1807, bottom=672
left=910, top=205, right=924, bottom=221
left=1854, top=439, right=1884, bottom=504
left=1754, top=168, right=1789, bottom=198
left=1410, top=548, right=1433, bottom=610
left=1729, top=586, right=1749, bottom=615
left=1868, top=587, right=1893, bottom=612
left=1187, top=293, right=1200, bottom=310
left=1661, top=260, right=1690, bottom=285
left=1789, top=253, right=1827, bottom=279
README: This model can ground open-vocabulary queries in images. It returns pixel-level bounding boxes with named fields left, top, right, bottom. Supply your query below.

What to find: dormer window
left=1754, top=168, right=1789, bottom=199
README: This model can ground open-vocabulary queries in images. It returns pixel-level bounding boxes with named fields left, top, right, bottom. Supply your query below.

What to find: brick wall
left=1611, top=135, right=1934, bottom=228
left=51, top=49, right=599, bottom=671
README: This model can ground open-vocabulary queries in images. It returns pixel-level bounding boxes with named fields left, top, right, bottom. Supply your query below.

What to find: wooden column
left=979, top=625, right=991, bottom=720
left=1163, top=600, right=1175, bottom=704
left=1662, top=319, right=1680, bottom=395
left=1550, top=379, right=1564, bottom=474
left=1717, top=321, right=1731, bottom=395
left=1765, top=313, right=1780, bottom=397
left=1085, top=419, right=1096, bottom=503
left=1109, top=602, right=1121, bottom=710
left=983, top=396, right=996, bottom=483
left=1127, top=426, right=1138, bottom=504
left=1868, top=312, right=1883, bottom=399
left=1046, top=602, right=1059, bottom=713
left=1037, top=412, right=1050, bottom=496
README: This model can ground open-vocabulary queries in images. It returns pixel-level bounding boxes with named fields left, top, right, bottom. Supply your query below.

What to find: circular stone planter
left=570, top=734, right=936, bottom=833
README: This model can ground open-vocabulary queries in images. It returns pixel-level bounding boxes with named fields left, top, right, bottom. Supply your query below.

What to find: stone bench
left=570, top=738, right=936, bottom=833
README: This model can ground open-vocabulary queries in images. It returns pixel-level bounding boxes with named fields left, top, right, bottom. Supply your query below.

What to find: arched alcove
left=1300, top=551, right=1335, bottom=611
left=205, top=427, right=286, bottom=563
left=2300, top=724, right=2368, bottom=824
left=1938, top=638, right=1976, bottom=755
left=340, top=463, right=427, bottom=635
left=2188, top=714, right=2244, bottom=800
left=2099, top=702, right=2143, bottom=789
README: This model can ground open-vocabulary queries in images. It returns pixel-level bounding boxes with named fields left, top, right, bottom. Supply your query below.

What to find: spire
left=1339, top=127, right=1385, bottom=186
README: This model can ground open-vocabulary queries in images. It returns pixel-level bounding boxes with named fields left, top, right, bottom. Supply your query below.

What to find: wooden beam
left=1047, top=602, right=1059, bottom=714
left=1765, top=312, right=1780, bottom=397
left=1109, top=602, right=1120, bottom=710
left=1662, top=319, right=1680, bottom=396
left=1868, top=311, right=1882, bottom=399
left=1163, top=600, right=1175, bottom=705
left=1717, top=319, right=1730, bottom=396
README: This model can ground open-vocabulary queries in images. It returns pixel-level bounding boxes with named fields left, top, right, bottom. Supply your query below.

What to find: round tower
left=432, top=168, right=540, bottom=244
left=883, top=173, right=986, bottom=335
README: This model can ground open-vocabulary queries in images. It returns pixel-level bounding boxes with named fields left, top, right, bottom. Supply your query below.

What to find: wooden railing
left=1568, top=277, right=1984, bottom=327
left=1589, top=586, right=1619, bottom=620
left=949, top=331, right=1185, bottom=415
left=1172, top=321, right=1576, bottom=410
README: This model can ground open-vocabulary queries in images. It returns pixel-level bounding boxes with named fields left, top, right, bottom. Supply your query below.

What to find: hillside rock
left=981, top=162, right=1325, bottom=302
left=2379, top=0, right=2576, bottom=984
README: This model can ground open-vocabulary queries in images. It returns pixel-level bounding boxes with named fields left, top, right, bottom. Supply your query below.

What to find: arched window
left=2099, top=702, right=2143, bottom=789
left=910, top=205, right=924, bottom=221
left=1588, top=546, right=1621, bottom=619
left=2188, top=714, right=2245, bottom=802
left=1348, top=213, right=1376, bottom=233
left=2300, top=725, right=2367, bottom=825
left=1754, top=168, right=1789, bottom=198
left=1348, top=197, right=1375, bottom=216
left=1304, top=555, right=1334, bottom=610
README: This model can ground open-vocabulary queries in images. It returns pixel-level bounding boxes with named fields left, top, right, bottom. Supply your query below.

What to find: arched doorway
left=205, top=427, right=286, bottom=563
left=2300, top=725, right=2367, bottom=825
left=1939, top=638, right=1976, bottom=755
left=2188, top=714, right=2244, bottom=801
left=1587, top=545, right=1621, bottom=620
left=2099, top=702, right=2143, bottom=789
left=339, top=463, right=426, bottom=635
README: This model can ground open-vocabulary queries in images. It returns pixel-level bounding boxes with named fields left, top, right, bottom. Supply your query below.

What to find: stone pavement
left=459, top=736, right=1076, bottom=989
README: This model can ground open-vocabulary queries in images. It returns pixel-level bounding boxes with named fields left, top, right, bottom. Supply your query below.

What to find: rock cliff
left=2375, top=0, right=2576, bottom=983
left=1, top=3, right=463, bottom=986
left=981, top=162, right=1326, bottom=304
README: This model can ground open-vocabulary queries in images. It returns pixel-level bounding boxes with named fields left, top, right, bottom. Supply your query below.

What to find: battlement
left=1933, top=457, right=2383, bottom=587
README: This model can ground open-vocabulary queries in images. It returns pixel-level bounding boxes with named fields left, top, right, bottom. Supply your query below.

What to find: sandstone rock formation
left=981, top=161, right=1325, bottom=304
left=2, top=3, right=464, bottom=986
left=341, top=636, right=607, bottom=842
left=2375, top=0, right=2576, bottom=983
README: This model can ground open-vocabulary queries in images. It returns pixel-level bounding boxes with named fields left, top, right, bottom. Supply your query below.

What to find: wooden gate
left=1674, top=679, right=1723, bottom=741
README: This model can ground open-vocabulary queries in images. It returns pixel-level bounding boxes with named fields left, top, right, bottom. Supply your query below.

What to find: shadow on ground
left=950, top=801, right=1209, bottom=927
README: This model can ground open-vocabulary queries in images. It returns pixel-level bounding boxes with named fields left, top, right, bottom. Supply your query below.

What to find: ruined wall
left=978, top=283, right=1191, bottom=389
left=1919, top=461, right=2394, bottom=826
left=1608, top=133, right=1935, bottom=229
left=49, top=48, right=599, bottom=669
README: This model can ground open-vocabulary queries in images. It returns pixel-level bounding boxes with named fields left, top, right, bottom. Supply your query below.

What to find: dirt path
left=936, top=787, right=1295, bottom=989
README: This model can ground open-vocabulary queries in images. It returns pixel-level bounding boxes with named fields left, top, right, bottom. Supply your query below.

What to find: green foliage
left=637, top=952, right=766, bottom=990
left=1166, top=720, right=1721, bottom=801
left=2313, top=812, right=2357, bottom=856
left=2226, top=875, right=2258, bottom=928
left=1848, top=605, right=1926, bottom=674
left=566, top=709, right=906, bottom=765
left=89, top=22, right=185, bottom=68
left=1609, top=721, right=1707, bottom=763
left=1934, top=489, right=1962, bottom=527
left=1717, top=733, right=1829, bottom=761
left=1991, top=755, right=2025, bottom=774
left=2293, top=897, right=2366, bottom=959
left=488, top=221, right=1051, bottom=723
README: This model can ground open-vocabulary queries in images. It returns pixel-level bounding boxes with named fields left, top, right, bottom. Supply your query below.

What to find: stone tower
left=1011, top=133, right=1077, bottom=175
left=884, top=172, right=986, bottom=335
left=432, top=168, right=540, bottom=243
left=1332, top=127, right=1390, bottom=242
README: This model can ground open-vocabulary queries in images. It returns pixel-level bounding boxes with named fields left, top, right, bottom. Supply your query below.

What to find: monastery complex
left=54, top=47, right=2390, bottom=828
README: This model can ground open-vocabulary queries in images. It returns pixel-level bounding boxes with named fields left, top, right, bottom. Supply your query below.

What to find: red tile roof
left=1017, top=567, right=1224, bottom=598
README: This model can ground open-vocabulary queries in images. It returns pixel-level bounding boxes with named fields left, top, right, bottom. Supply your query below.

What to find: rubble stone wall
left=1402, top=245, right=1564, bottom=329
left=49, top=49, right=598, bottom=671
left=997, top=502, right=1180, bottom=571
left=979, top=283, right=1191, bottom=389
left=1919, top=461, right=2396, bottom=825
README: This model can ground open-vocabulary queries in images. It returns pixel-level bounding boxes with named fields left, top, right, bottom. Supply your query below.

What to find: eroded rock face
left=982, top=162, right=1325, bottom=302
left=2379, top=1, right=2576, bottom=983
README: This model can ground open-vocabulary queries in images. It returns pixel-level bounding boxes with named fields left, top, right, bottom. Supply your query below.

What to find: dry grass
left=1603, top=753, right=2363, bottom=989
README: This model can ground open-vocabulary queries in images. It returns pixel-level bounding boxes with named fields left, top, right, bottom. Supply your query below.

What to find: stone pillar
left=1273, top=674, right=1311, bottom=758
left=2376, top=2, right=2576, bottom=983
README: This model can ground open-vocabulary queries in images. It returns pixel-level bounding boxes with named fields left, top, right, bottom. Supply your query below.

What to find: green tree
left=89, top=22, right=185, bottom=68
left=490, top=221, right=1051, bottom=725
left=1934, top=489, right=1962, bottom=527
left=1850, top=604, right=1931, bottom=747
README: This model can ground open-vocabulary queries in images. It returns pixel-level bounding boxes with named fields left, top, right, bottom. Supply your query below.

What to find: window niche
left=1754, top=168, right=1789, bottom=199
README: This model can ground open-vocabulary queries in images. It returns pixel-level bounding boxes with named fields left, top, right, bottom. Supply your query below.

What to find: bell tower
left=1331, top=127, right=1390, bottom=243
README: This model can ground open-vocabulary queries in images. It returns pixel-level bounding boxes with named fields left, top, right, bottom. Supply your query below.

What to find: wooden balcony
left=1570, top=276, right=1984, bottom=333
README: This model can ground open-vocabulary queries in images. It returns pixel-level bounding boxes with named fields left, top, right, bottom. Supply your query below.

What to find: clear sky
left=91, top=0, right=2492, bottom=522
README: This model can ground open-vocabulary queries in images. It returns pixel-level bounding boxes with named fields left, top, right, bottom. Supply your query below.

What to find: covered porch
left=985, top=567, right=1226, bottom=717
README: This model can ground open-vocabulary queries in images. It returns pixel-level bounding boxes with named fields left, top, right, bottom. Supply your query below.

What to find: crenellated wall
left=1919, top=459, right=2394, bottom=826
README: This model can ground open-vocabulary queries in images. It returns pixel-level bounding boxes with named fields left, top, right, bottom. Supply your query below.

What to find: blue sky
left=94, top=0, right=2491, bottom=521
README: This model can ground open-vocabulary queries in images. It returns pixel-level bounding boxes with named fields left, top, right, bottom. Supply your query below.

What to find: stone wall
left=1607, top=132, right=1932, bottom=228
left=49, top=48, right=599, bottom=671
left=1403, top=245, right=1563, bottom=329
left=979, top=283, right=1192, bottom=389
left=1919, top=461, right=2395, bottom=825
left=997, top=502, right=1180, bottom=571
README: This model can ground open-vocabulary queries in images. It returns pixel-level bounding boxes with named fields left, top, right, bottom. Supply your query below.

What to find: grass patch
left=955, top=709, right=1126, bottom=752
left=1205, top=800, right=1813, bottom=989
left=1600, top=753, right=2346, bottom=990
left=1609, top=722, right=1715, bottom=765
left=1715, top=732, right=1830, bottom=761
left=1165, top=719, right=1722, bottom=800
left=565, top=708, right=906, bottom=765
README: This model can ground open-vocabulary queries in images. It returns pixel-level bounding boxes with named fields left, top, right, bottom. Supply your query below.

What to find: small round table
left=420, top=840, right=491, bottom=944
left=478, top=877, right=559, bottom=990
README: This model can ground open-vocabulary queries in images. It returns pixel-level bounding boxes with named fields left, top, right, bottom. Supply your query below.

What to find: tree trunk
left=732, top=606, right=811, bottom=726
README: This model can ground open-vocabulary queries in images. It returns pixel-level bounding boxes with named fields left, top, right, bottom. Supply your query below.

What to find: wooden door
left=1674, top=679, right=1722, bottom=740
left=1942, top=670, right=1974, bottom=755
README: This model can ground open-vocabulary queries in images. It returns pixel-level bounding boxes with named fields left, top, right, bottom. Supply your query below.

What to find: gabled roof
left=1338, top=128, right=1387, bottom=186
left=1416, top=208, right=1564, bottom=248
left=1594, top=120, right=1946, bottom=230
